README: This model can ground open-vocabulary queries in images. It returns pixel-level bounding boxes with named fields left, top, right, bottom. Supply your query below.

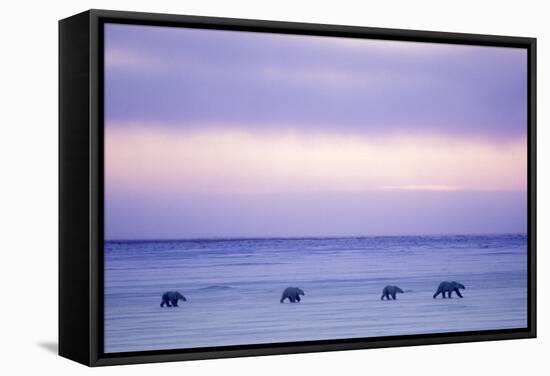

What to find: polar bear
left=160, top=291, right=187, bottom=307
left=433, top=281, right=465, bottom=299
left=280, top=287, right=305, bottom=303
left=380, top=285, right=404, bottom=300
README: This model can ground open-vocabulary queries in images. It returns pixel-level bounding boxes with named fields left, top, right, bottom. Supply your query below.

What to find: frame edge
left=62, top=8, right=537, bottom=366
left=59, top=10, right=93, bottom=366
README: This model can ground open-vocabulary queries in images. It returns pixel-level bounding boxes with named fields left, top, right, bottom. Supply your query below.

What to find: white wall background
left=0, top=0, right=546, bottom=374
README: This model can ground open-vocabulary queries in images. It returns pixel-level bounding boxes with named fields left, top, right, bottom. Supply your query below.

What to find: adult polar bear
left=280, top=287, right=305, bottom=303
left=160, top=291, right=187, bottom=307
left=433, top=281, right=466, bottom=299
left=380, top=285, right=404, bottom=300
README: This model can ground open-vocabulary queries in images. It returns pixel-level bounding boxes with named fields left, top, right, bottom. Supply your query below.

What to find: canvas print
left=103, top=23, right=528, bottom=353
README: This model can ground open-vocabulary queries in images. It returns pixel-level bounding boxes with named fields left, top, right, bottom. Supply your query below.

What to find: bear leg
left=454, top=288, right=463, bottom=298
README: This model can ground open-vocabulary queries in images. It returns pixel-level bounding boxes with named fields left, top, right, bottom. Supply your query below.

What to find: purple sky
left=104, top=23, right=527, bottom=240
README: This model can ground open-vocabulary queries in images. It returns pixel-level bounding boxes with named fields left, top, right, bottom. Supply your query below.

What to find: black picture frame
left=59, top=9, right=537, bottom=367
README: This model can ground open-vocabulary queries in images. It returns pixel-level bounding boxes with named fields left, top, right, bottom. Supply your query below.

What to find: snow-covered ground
left=104, top=235, right=527, bottom=353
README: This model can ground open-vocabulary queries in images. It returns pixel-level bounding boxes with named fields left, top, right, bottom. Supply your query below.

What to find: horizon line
left=104, top=232, right=527, bottom=243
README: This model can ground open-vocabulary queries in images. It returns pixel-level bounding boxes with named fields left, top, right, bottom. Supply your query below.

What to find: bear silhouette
left=160, top=291, right=187, bottom=307
left=433, top=281, right=465, bottom=299
left=280, top=287, right=305, bottom=303
left=380, top=285, right=404, bottom=300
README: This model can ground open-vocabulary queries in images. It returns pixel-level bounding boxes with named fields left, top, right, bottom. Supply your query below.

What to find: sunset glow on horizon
left=105, top=125, right=526, bottom=195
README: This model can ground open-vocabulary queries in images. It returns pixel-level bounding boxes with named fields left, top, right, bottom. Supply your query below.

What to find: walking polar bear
left=280, top=287, right=305, bottom=303
left=433, top=281, right=465, bottom=299
left=160, top=291, right=187, bottom=307
left=380, top=285, right=404, bottom=300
